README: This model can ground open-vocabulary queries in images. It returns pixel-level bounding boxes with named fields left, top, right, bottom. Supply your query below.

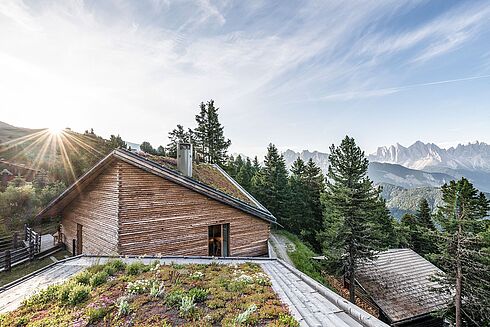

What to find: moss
left=3, top=261, right=298, bottom=326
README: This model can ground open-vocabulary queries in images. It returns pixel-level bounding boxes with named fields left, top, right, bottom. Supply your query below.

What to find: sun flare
left=48, top=127, right=64, bottom=135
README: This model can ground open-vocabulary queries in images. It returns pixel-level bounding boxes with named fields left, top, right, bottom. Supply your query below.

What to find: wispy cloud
left=1, top=0, right=490, bottom=153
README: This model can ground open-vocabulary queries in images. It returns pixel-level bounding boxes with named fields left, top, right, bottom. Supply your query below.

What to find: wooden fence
left=0, top=225, right=41, bottom=271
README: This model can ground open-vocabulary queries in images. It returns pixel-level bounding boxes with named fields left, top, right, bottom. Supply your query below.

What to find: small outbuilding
left=36, top=146, right=275, bottom=258
left=356, top=249, right=448, bottom=327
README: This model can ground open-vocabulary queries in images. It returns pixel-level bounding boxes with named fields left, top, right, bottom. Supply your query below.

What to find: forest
left=0, top=100, right=489, bottom=326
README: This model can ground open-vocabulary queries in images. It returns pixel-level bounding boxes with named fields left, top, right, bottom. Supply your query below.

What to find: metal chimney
left=177, top=142, right=193, bottom=177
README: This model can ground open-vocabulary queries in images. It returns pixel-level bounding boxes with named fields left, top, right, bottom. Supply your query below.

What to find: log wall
left=117, top=161, right=270, bottom=257
left=61, top=162, right=119, bottom=255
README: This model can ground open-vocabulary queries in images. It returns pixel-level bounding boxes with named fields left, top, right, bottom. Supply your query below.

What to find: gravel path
left=269, top=231, right=295, bottom=266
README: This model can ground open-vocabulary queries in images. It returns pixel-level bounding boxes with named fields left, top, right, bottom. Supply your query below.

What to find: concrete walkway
left=0, top=256, right=388, bottom=327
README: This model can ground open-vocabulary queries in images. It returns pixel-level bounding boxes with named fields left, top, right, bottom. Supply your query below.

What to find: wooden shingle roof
left=356, top=249, right=447, bottom=323
left=36, top=149, right=276, bottom=224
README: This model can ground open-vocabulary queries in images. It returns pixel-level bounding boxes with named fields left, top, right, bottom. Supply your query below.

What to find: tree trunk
left=455, top=221, right=462, bottom=327
left=348, top=245, right=356, bottom=303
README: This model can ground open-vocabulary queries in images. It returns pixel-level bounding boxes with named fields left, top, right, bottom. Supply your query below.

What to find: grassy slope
left=274, top=229, right=325, bottom=284
left=0, top=250, right=70, bottom=287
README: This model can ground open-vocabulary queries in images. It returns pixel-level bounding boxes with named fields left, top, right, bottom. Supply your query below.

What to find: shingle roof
left=356, top=248, right=447, bottom=323
left=36, top=149, right=276, bottom=224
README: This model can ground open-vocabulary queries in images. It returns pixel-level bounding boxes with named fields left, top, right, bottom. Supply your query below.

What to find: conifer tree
left=303, top=159, right=325, bottom=249
left=157, top=145, right=166, bottom=156
left=417, top=198, right=435, bottom=230
left=251, top=144, right=289, bottom=225
left=287, top=158, right=308, bottom=235
left=433, top=178, right=490, bottom=326
left=320, top=136, right=385, bottom=303
left=194, top=100, right=231, bottom=165
left=252, top=156, right=261, bottom=175
left=107, top=134, right=127, bottom=150
left=236, top=158, right=253, bottom=192
left=140, top=141, right=156, bottom=155
left=166, top=125, right=194, bottom=158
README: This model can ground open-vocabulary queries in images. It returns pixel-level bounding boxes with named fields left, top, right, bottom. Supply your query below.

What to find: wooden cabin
left=36, top=146, right=276, bottom=257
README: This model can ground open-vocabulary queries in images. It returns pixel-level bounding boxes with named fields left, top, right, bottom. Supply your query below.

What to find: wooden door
left=76, top=223, right=83, bottom=255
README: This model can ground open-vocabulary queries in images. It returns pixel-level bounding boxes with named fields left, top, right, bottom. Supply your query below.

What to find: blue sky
left=1, top=0, right=490, bottom=156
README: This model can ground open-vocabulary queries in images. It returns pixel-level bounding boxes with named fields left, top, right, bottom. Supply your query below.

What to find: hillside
left=0, top=121, right=41, bottom=144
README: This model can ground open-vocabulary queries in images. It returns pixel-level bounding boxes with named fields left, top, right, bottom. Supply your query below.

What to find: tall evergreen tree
left=140, top=141, right=156, bottom=155
left=251, top=144, right=290, bottom=225
left=417, top=198, right=435, bottom=230
left=433, top=178, right=490, bottom=326
left=320, top=136, right=385, bottom=303
left=287, top=158, right=309, bottom=236
left=107, top=134, right=127, bottom=150
left=252, top=156, right=261, bottom=175
left=194, top=100, right=231, bottom=165
left=157, top=145, right=166, bottom=156
left=236, top=158, right=253, bottom=192
left=166, top=125, right=194, bottom=158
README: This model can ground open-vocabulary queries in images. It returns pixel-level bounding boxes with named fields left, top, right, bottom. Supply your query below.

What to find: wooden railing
left=0, top=226, right=41, bottom=271
left=25, top=224, right=41, bottom=254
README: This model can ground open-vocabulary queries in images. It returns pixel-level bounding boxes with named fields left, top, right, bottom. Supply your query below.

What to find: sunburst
left=0, top=127, right=98, bottom=184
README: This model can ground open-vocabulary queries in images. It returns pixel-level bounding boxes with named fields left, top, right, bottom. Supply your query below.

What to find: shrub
left=125, top=261, right=146, bottom=276
left=165, top=289, right=185, bottom=307
left=107, top=259, right=125, bottom=271
left=179, top=296, right=196, bottom=319
left=23, top=284, right=61, bottom=307
left=58, top=282, right=76, bottom=303
left=188, top=288, right=209, bottom=303
left=234, top=304, right=257, bottom=325
left=102, top=264, right=117, bottom=276
left=73, top=270, right=92, bottom=285
left=90, top=271, right=109, bottom=288
left=278, top=313, right=299, bottom=327
left=116, top=296, right=131, bottom=317
left=87, top=264, right=105, bottom=274
left=126, top=279, right=152, bottom=295
left=150, top=281, right=165, bottom=298
left=68, top=284, right=91, bottom=305
left=86, top=307, right=108, bottom=323
left=189, top=271, right=204, bottom=280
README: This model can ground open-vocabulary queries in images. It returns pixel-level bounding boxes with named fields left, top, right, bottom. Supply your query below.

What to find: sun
left=48, top=126, right=64, bottom=135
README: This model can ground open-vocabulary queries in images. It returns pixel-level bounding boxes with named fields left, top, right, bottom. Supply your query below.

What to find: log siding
left=117, top=161, right=270, bottom=257
left=59, top=159, right=270, bottom=257
left=61, top=162, right=119, bottom=255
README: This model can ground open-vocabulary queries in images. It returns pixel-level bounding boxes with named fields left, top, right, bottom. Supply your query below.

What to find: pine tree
left=287, top=158, right=309, bottom=235
left=236, top=158, right=253, bottom=192
left=417, top=198, right=435, bottom=230
left=433, top=178, right=490, bottom=326
left=251, top=144, right=289, bottom=225
left=252, top=156, right=261, bottom=175
left=303, top=159, right=325, bottom=249
left=166, top=125, right=193, bottom=158
left=107, top=134, right=127, bottom=150
left=194, top=100, right=231, bottom=165
left=157, top=145, right=166, bottom=156
left=320, top=136, right=385, bottom=303
left=140, top=141, right=156, bottom=155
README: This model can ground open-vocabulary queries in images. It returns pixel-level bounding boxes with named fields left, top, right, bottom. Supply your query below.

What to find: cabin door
left=208, top=224, right=230, bottom=257
left=76, top=223, right=83, bottom=255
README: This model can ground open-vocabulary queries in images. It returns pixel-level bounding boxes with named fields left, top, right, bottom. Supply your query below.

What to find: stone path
left=0, top=256, right=389, bottom=327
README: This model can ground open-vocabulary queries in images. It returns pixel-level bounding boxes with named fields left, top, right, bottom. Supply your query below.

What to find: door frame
left=76, top=223, right=83, bottom=255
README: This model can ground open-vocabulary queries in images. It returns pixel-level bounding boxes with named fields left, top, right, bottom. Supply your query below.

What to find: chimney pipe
left=177, top=142, right=193, bottom=177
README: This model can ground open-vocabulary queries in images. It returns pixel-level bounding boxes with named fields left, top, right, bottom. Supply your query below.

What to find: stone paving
left=0, top=256, right=389, bottom=327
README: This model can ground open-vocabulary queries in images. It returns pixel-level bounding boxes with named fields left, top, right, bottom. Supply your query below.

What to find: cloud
left=1, top=0, right=490, bottom=152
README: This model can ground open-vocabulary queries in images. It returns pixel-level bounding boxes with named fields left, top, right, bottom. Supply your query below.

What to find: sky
left=1, top=0, right=490, bottom=157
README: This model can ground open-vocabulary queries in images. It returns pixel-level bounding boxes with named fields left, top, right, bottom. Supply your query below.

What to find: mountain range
left=282, top=142, right=490, bottom=217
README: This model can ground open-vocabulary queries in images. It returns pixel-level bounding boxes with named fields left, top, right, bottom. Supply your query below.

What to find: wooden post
left=28, top=242, right=34, bottom=260
left=24, top=224, right=28, bottom=241
left=13, top=232, right=18, bottom=249
left=72, top=239, right=76, bottom=257
left=5, top=250, right=11, bottom=272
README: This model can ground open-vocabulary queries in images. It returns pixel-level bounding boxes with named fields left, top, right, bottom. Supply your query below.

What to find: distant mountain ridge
left=369, top=141, right=490, bottom=172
